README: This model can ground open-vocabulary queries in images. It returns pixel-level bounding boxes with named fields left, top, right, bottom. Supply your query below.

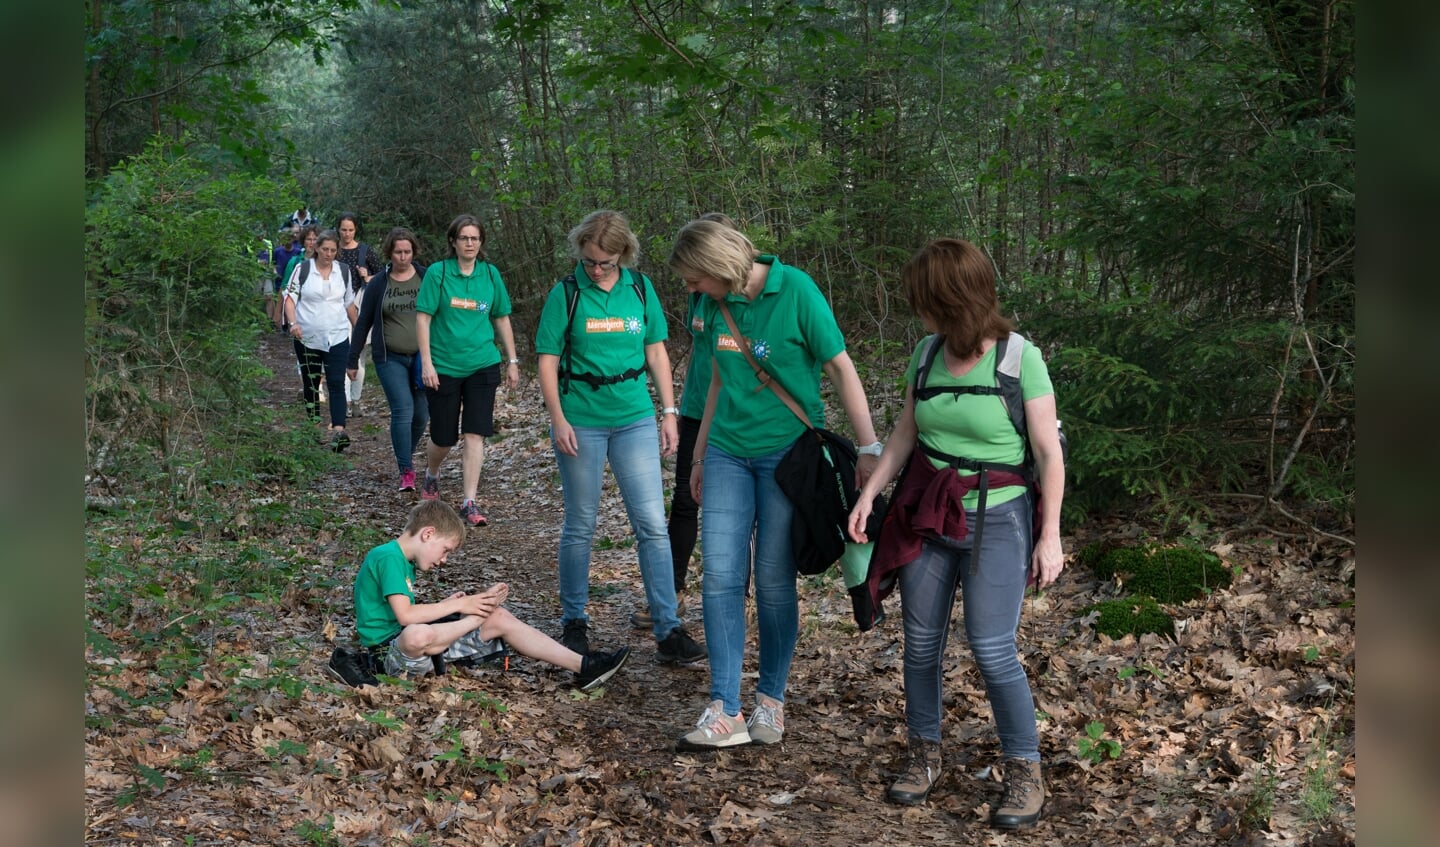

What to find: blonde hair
left=567, top=210, right=639, bottom=267
left=402, top=500, right=467, bottom=544
left=667, top=219, right=757, bottom=295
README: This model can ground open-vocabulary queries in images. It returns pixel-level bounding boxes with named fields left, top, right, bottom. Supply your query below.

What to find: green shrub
left=1085, top=596, right=1175, bottom=640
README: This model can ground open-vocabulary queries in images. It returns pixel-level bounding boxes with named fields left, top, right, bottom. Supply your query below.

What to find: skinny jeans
left=296, top=338, right=349, bottom=428
left=898, top=493, right=1040, bottom=762
left=372, top=353, right=429, bottom=473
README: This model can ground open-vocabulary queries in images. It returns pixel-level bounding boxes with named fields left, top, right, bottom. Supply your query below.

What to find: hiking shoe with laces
left=656, top=626, right=707, bottom=665
left=420, top=473, right=440, bottom=501
left=459, top=500, right=487, bottom=527
left=677, top=700, right=751, bottom=750
left=576, top=646, right=631, bottom=691
left=888, top=736, right=943, bottom=805
left=330, top=430, right=350, bottom=453
left=991, top=758, right=1045, bottom=828
left=747, top=694, right=785, bottom=745
left=398, top=469, right=416, bottom=492
left=560, top=620, right=589, bottom=655
left=325, top=647, right=379, bottom=687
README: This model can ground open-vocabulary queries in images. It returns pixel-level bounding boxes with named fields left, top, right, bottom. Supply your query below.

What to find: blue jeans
left=897, top=494, right=1040, bottom=761
left=700, top=444, right=797, bottom=716
left=554, top=417, right=680, bottom=640
left=372, top=353, right=429, bottom=473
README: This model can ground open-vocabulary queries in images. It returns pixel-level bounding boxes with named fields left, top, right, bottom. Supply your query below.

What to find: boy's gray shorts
left=382, top=629, right=507, bottom=677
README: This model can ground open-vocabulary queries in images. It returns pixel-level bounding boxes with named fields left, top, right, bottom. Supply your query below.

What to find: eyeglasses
left=454, top=235, right=481, bottom=243
left=580, top=258, right=618, bottom=271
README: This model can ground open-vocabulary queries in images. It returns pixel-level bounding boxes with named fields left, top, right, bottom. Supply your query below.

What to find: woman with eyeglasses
left=534, top=210, right=707, bottom=666
left=282, top=228, right=357, bottom=452
left=414, top=215, right=521, bottom=526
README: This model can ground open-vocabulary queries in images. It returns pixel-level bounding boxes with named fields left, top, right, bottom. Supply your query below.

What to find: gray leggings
left=896, top=493, right=1040, bottom=761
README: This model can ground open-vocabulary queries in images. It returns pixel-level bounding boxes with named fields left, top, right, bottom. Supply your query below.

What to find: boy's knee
left=397, top=625, right=436, bottom=656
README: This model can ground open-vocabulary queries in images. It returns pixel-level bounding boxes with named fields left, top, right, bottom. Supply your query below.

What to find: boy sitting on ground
left=329, top=500, right=629, bottom=690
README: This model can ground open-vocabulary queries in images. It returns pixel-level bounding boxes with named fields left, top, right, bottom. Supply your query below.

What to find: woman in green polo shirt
left=535, top=210, right=707, bottom=666
left=667, top=219, right=882, bottom=750
left=415, top=214, right=521, bottom=527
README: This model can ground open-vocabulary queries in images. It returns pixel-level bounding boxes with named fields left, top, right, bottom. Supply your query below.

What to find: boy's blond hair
left=403, top=500, right=467, bottom=544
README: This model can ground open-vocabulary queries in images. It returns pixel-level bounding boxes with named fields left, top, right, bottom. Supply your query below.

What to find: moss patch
left=1085, top=596, right=1176, bottom=640
left=1078, top=542, right=1231, bottom=603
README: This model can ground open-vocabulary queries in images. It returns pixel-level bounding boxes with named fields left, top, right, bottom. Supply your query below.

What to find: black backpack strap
left=560, top=275, right=580, bottom=395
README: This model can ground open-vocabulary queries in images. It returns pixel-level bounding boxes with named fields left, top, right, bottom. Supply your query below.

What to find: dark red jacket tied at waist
left=859, top=448, right=1028, bottom=626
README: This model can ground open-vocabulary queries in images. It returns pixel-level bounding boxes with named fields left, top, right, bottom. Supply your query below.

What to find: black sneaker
left=576, top=646, right=631, bottom=691
left=325, top=647, right=379, bottom=687
left=560, top=619, right=589, bottom=655
left=330, top=430, right=351, bottom=453
left=656, top=626, right=708, bottom=665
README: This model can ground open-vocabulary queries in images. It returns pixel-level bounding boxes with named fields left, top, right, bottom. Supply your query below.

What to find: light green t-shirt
left=353, top=540, right=415, bottom=647
left=697, top=256, right=846, bottom=457
left=415, top=258, right=512, bottom=377
left=535, top=266, right=668, bottom=428
left=679, top=292, right=711, bottom=419
left=906, top=334, right=1054, bottom=509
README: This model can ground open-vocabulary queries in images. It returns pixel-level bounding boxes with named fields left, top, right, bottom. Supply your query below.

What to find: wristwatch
left=660, top=406, right=680, bottom=416
left=857, top=441, right=884, bottom=457
left=506, top=358, right=520, bottom=365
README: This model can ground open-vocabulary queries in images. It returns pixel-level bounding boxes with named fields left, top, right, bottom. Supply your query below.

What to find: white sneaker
left=676, top=700, right=751, bottom=750
left=747, top=694, right=785, bottom=745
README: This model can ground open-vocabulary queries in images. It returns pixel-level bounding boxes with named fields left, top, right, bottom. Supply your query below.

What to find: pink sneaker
left=459, top=500, right=487, bottom=527
left=398, top=469, right=416, bottom=492
left=420, top=473, right=440, bottom=500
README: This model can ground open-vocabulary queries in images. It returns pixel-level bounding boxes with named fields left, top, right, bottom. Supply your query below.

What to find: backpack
left=908, top=332, right=1066, bottom=589
left=558, top=272, right=649, bottom=395
left=912, top=331, right=1067, bottom=474
left=292, top=258, right=353, bottom=300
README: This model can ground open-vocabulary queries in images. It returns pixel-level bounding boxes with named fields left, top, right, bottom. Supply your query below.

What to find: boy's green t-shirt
left=906, top=334, right=1055, bottom=509
left=679, top=292, right=711, bottom=419
left=534, top=265, right=668, bottom=428
left=695, top=256, right=846, bottom=457
left=353, top=540, right=416, bottom=647
left=415, top=258, right=512, bottom=377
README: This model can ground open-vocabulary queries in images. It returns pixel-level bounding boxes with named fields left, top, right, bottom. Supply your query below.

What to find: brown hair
left=567, top=210, right=640, bottom=267
left=446, top=214, right=486, bottom=259
left=901, top=238, right=1013, bottom=359
left=403, top=500, right=467, bottom=544
left=382, top=227, right=419, bottom=263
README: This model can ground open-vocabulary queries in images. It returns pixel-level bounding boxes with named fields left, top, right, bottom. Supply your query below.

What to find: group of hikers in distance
left=273, top=204, right=1064, bottom=829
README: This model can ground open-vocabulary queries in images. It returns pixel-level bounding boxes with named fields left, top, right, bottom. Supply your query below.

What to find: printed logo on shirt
left=690, top=315, right=705, bottom=333
left=719, top=334, right=772, bottom=360
left=585, top=316, right=636, bottom=334
left=449, top=297, right=489, bottom=312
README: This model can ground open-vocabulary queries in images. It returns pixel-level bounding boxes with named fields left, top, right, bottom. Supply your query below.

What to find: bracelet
left=660, top=406, right=680, bottom=416
left=691, top=459, right=705, bottom=466
left=507, top=358, right=519, bottom=365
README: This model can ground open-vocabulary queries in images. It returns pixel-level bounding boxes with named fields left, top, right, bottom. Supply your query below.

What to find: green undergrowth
left=1076, top=541, right=1232, bottom=639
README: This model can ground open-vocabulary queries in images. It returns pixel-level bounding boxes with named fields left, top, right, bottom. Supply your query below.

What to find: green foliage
left=1075, top=721, right=1122, bottom=764
left=86, top=136, right=298, bottom=485
left=1242, top=758, right=1279, bottom=831
left=1084, top=596, right=1175, bottom=641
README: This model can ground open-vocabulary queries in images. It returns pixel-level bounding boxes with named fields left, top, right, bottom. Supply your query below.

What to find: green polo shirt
left=415, top=258, right=511, bottom=377
left=697, top=256, right=846, bottom=457
left=907, top=334, right=1054, bottom=509
left=353, top=540, right=415, bottom=647
left=679, top=292, right=711, bottom=419
left=536, top=266, right=668, bottom=427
